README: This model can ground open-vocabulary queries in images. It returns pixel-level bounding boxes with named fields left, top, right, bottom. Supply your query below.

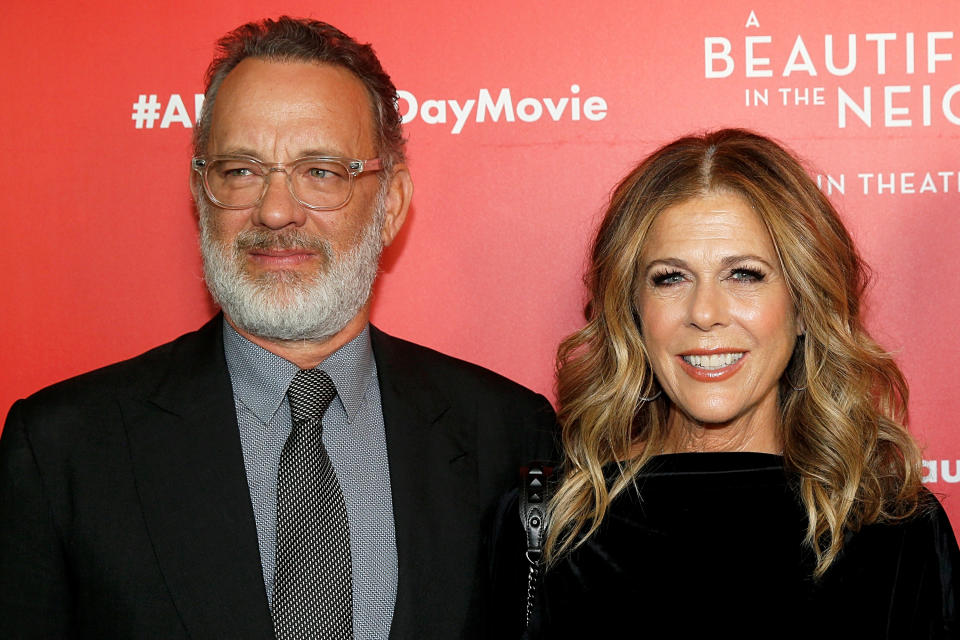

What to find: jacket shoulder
left=10, top=318, right=223, bottom=423
left=370, top=326, right=549, bottom=408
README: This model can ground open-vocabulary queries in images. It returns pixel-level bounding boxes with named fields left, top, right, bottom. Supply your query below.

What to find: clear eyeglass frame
left=191, top=154, right=382, bottom=211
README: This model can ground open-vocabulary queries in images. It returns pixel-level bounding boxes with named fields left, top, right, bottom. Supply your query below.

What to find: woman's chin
left=669, top=396, right=746, bottom=428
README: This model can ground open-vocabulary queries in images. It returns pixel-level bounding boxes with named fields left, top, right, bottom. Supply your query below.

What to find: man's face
left=197, top=58, right=389, bottom=342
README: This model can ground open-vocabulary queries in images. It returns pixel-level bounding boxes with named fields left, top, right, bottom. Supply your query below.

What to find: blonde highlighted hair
left=547, top=129, right=926, bottom=577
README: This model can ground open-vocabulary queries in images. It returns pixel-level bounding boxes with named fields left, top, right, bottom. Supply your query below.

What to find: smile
left=681, top=352, right=744, bottom=370
left=676, top=351, right=748, bottom=382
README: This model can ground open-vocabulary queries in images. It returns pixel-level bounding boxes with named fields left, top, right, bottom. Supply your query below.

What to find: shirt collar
left=222, top=319, right=375, bottom=425
left=316, top=325, right=376, bottom=423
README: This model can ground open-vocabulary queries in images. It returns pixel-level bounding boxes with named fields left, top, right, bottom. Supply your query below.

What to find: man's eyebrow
left=298, top=148, right=348, bottom=158
left=214, top=147, right=262, bottom=158
left=211, top=148, right=348, bottom=160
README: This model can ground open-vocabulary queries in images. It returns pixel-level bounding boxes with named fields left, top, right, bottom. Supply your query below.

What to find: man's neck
left=224, top=304, right=371, bottom=370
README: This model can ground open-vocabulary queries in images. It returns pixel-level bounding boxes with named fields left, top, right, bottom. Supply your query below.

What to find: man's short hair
left=193, top=16, right=406, bottom=171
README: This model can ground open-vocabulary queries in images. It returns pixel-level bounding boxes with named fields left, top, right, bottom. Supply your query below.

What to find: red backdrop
left=3, top=0, right=959, bottom=522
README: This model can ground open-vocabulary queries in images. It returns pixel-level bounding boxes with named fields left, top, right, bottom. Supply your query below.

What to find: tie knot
left=287, top=369, right=337, bottom=425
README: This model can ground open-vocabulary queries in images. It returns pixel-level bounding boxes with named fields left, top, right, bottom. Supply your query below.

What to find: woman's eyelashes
left=648, top=265, right=767, bottom=287
left=650, top=269, right=685, bottom=287
left=728, top=266, right=766, bottom=283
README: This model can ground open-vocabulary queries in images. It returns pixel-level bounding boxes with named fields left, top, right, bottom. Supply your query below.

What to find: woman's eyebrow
left=642, top=257, right=689, bottom=272
left=720, top=254, right=775, bottom=269
left=643, top=255, right=775, bottom=272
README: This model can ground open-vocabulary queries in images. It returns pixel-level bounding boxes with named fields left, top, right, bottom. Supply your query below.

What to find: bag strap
left=519, top=462, right=553, bottom=631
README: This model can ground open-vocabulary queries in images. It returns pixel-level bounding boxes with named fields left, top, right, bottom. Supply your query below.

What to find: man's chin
left=243, top=326, right=336, bottom=344
left=225, top=308, right=341, bottom=344
left=244, top=268, right=318, bottom=288
left=217, top=278, right=357, bottom=343
left=238, top=289, right=311, bottom=314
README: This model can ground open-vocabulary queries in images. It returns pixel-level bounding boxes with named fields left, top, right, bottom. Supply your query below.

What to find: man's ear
left=379, top=165, right=413, bottom=247
left=190, top=170, right=204, bottom=213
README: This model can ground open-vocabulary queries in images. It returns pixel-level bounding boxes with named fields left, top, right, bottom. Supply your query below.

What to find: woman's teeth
left=682, top=353, right=744, bottom=369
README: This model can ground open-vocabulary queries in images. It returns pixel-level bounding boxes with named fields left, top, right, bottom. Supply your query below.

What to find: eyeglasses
left=192, top=155, right=382, bottom=211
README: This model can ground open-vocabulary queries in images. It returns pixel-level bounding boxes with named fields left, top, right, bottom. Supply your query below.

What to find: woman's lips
left=676, top=351, right=748, bottom=382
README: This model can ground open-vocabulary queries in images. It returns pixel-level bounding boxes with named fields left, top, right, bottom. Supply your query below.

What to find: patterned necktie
left=273, top=369, right=354, bottom=639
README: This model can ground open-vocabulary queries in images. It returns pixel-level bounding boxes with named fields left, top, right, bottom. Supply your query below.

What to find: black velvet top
left=488, top=452, right=960, bottom=639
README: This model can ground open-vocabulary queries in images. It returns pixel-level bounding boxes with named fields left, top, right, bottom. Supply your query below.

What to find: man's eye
left=224, top=167, right=254, bottom=177
left=302, top=164, right=348, bottom=180
left=217, top=163, right=260, bottom=178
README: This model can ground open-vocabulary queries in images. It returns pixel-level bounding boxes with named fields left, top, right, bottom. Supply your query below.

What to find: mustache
left=233, top=229, right=332, bottom=255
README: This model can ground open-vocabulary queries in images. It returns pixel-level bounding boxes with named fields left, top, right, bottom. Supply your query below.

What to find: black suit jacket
left=0, top=317, right=556, bottom=639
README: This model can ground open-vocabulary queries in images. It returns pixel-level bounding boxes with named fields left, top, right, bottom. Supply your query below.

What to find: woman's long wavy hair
left=546, top=128, right=927, bottom=577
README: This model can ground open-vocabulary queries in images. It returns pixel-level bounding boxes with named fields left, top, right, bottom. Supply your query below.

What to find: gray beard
left=198, top=194, right=385, bottom=342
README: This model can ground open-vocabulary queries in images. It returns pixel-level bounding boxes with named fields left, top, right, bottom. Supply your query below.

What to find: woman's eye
left=730, top=268, right=765, bottom=282
left=652, top=271, right=684, bottom=286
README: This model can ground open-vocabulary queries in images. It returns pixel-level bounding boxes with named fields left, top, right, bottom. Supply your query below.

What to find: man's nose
left=250, top=170, right=307, bottom=230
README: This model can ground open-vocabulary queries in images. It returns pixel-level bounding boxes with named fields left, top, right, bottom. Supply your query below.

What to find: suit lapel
left=371, top=328, right=481, bottom=639
left=122, top=318, right=274, bottom=639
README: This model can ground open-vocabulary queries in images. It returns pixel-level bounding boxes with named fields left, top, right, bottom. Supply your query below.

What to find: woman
left=490, top=129, right=959, bottom=639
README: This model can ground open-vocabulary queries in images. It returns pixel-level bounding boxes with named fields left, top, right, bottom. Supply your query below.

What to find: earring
left=638, top=388, right=662, bottom=402
left=785, top=372, right=807, bottom=392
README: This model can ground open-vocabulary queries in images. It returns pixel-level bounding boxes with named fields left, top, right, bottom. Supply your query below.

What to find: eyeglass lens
left=205, top=158, right=353, bottom=209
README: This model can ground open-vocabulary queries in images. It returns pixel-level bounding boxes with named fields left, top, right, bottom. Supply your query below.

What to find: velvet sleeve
left=904, top=496, right=960, bottom=638
left=821, top=491, right=960, bottom=638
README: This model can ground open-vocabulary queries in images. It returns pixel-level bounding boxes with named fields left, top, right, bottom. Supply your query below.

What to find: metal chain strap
left=525, top=556, right=541, bottom=628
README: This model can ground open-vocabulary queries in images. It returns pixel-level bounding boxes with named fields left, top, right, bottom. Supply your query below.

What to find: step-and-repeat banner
left=3, top=1, right=958, bottom=523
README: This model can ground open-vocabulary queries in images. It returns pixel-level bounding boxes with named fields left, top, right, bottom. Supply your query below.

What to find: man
left=0, top=17, right=555, bottom=639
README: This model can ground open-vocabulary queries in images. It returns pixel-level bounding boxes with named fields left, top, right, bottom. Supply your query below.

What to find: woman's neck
left=660, top=409, right=782, bottom=454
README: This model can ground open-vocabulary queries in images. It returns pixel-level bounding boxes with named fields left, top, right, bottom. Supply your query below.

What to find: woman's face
left=635, top=192, right=802, bottom=442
